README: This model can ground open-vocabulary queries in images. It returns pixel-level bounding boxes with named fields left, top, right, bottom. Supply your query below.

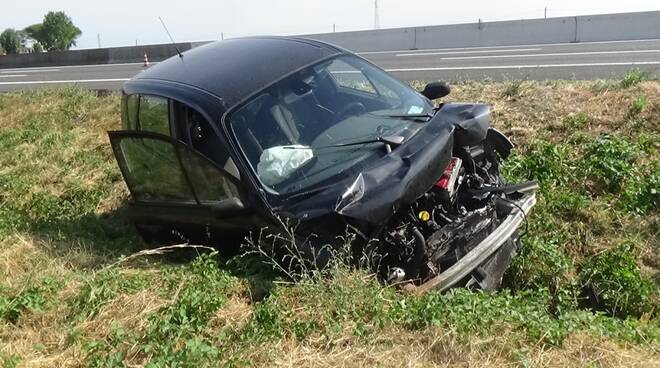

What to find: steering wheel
left=336, top=102, right=366, bottom=121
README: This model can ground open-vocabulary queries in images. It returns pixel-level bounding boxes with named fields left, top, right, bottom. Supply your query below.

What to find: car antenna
left=158, top=16, right=184, bottom=59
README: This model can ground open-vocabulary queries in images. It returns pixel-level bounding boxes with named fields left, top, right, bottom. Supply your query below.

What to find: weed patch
left=579, top=243, right=658, bottom=319
left=0, top=277, right=63, bottom=323
left=563, top=112, right=590, bottom=130
left=619, top=69, right=648, bottom=89
left=69, top=269, right=154, bottom=319
left=581, top=135, right=640, bottom=194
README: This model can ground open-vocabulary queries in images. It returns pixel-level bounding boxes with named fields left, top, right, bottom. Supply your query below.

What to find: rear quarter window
left=122, top=94, right=139, bottom=130
left=139, top=95, right=170, bottom=135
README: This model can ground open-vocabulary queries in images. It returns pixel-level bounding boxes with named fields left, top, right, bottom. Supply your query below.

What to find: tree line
left=0, top=11, right=81, bottom=55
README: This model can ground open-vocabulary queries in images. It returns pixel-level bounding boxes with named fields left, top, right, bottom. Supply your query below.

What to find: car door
left=108, top=130, right=256, bottom=230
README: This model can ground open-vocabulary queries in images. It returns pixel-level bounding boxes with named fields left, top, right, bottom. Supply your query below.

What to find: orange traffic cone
left=143, top=52, right=149, bottom=67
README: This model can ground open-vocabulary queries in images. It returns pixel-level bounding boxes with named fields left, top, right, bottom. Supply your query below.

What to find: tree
left=31, top=42, right=44, bottom=53
left=0, top=28, right=25, bottom=54
left=24, top=11, right=81, bottom=51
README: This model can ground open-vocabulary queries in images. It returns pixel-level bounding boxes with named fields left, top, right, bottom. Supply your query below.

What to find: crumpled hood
left=280, top=103, right=491, bottom=225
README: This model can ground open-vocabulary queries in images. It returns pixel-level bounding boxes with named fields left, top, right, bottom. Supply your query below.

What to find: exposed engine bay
left=367, top=132, right=538, bottom=292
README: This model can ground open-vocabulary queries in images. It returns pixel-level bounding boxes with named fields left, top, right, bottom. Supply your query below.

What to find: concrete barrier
left=576, top=12, right=660, bottom=42
left=107, top=43, right=193, bottom=64
left=0, top=48, right=109, bottom=69
left=0, top=42, right=193, bottom=69
left=304, top=10, right=660, bottom=52
left=1, top=11, right=659, bottom=68
left=413, top=17, right=578, bottom=50
left=303, top=27, right=416, bottom=52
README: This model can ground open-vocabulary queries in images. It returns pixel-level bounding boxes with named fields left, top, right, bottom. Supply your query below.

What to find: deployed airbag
left=257, top=145, right=313, bottom=186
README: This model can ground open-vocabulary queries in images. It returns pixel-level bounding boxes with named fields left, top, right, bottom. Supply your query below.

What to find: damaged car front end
left=109, top=37, right=537, bottom=293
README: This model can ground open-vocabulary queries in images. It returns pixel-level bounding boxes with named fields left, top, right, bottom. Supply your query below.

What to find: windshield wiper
left=316, top=135, right=405, bottom=153
left=281, top=135, right=405, bottom=154
left=369, top=112, right=434, bottom=121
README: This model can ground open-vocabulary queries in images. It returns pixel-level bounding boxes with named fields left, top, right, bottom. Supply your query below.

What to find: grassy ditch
left=1, top=74, right=659, bottom=367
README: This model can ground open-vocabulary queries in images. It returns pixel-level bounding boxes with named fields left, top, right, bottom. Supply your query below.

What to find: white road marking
left=0, top=74, right=27, bottom=78
left=443, top=49, right=660, bottom=60
left=397, top=48, right=541, bottom=57
left=0, top=78, right=130, bottom=86
left=385, top=61, right=660, bottom=72
left=358, top=38, right=660, bottom=56
left=0, top=69, right=60, bottom=74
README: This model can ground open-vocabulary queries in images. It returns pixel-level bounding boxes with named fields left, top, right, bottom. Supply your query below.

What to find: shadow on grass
left=23, top=200, right=278, bottom=299
left=24, top=202, right=145, bottom=269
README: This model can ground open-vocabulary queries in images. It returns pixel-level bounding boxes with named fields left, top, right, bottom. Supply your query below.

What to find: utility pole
left=544, top=7, right=547, bottom=19
left=333, top=23, right=336, bottom=33
left=97, top=33, right=101, bottom=48
left=374, top=0, right=380, bottom=29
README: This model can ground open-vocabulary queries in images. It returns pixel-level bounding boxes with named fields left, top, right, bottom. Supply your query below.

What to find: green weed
left=502, top=142, right=574, bottom=188
left=563, top=113, right=589, bottom=130
left=581, top=135, right=640, bottom=193
left=0, top=354, right=21, bottom=368
left=620, top=165, right=659, bottom=214
left=579, top=243, right=658, bottom=318
left=501, top=79, right=526, bottom=98
left=0, top=277, right=64, bottom=323
left=70, top=269, right=153, bottom=319
left=627, top=95, right=649, bottom=117
left=619, top=69, right=648, bottom=89
left=139, top=254, right=236, bottom=367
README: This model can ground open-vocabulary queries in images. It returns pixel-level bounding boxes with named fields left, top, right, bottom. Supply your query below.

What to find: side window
left=327, top=58, right=377, bottom=94
left=111, top=134, right=243, bottom=205
left=173, top=104, right=237, bottom=177
left=122, top=94, right=139, bottom=130
left=179, top=149, right=241, bottom=204
left=187, top=108, right=220, bottom=159
left=118, top=137, right=196, bottom=203
left=138, top=95, right=170, bottom=136
left=370, top=77, right=399, bottom=100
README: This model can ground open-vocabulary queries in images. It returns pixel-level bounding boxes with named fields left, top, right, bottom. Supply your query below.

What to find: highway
left=1, top=38, right=659, bottom=92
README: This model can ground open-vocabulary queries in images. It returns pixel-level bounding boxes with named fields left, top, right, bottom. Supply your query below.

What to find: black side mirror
left=421, top=82, right=451, bottom=100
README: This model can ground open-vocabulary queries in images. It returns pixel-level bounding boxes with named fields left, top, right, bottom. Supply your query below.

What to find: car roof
left=130, top=36, right=346, bottom=109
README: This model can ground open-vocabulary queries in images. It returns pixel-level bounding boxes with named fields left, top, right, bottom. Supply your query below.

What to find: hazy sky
left=3, top=0, right=659, bottom=49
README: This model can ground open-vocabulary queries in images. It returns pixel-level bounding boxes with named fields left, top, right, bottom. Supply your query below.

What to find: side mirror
left=421, top=82, right=451, bottom=100
left=210, top=198, right=249, bottom=218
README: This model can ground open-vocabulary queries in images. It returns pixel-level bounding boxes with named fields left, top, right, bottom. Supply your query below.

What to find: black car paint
left=115, top=36, right=494, bottom=243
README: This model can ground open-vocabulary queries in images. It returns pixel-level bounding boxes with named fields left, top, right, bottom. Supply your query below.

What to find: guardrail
left=1, top=11, right=659, bottom=69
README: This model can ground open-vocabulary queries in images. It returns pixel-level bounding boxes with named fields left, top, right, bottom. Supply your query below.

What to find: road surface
left=1, top=38, right=659, bottom=92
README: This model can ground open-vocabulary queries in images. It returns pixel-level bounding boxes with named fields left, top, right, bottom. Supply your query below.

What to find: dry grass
left=409, top=80, right=660, bottom=150
left=0, top=82, right=658, bottom=367
left=226, top=328, right=660, bottom=368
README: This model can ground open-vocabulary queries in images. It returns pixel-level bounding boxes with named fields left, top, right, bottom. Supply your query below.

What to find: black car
left=110, top=37, right=537, bottom=292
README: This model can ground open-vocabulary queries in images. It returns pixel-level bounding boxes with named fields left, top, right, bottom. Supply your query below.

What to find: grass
left=0, top=77, right=659, bottom=367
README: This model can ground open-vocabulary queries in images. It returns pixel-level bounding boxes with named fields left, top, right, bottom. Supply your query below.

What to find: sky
left=2, top=0, right=659, bottom=49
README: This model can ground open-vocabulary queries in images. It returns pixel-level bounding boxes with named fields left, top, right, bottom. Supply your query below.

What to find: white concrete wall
left=302, top=11, right=660, bottom=52
left=576, top=12, right=660, bottom=42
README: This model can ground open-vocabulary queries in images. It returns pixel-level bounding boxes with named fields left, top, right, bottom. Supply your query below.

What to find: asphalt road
left=1, top=38, right=660, bottom=92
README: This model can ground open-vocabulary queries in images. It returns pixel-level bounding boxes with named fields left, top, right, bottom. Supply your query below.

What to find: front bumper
left=413, top=193, right=537, bottom=294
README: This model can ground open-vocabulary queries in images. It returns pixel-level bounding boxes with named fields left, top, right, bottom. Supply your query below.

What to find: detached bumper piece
left=413, top=193, right=537, bottom=294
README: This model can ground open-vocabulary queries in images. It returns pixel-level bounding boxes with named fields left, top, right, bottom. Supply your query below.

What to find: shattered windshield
left=228, top=55, right=433, bottom=195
